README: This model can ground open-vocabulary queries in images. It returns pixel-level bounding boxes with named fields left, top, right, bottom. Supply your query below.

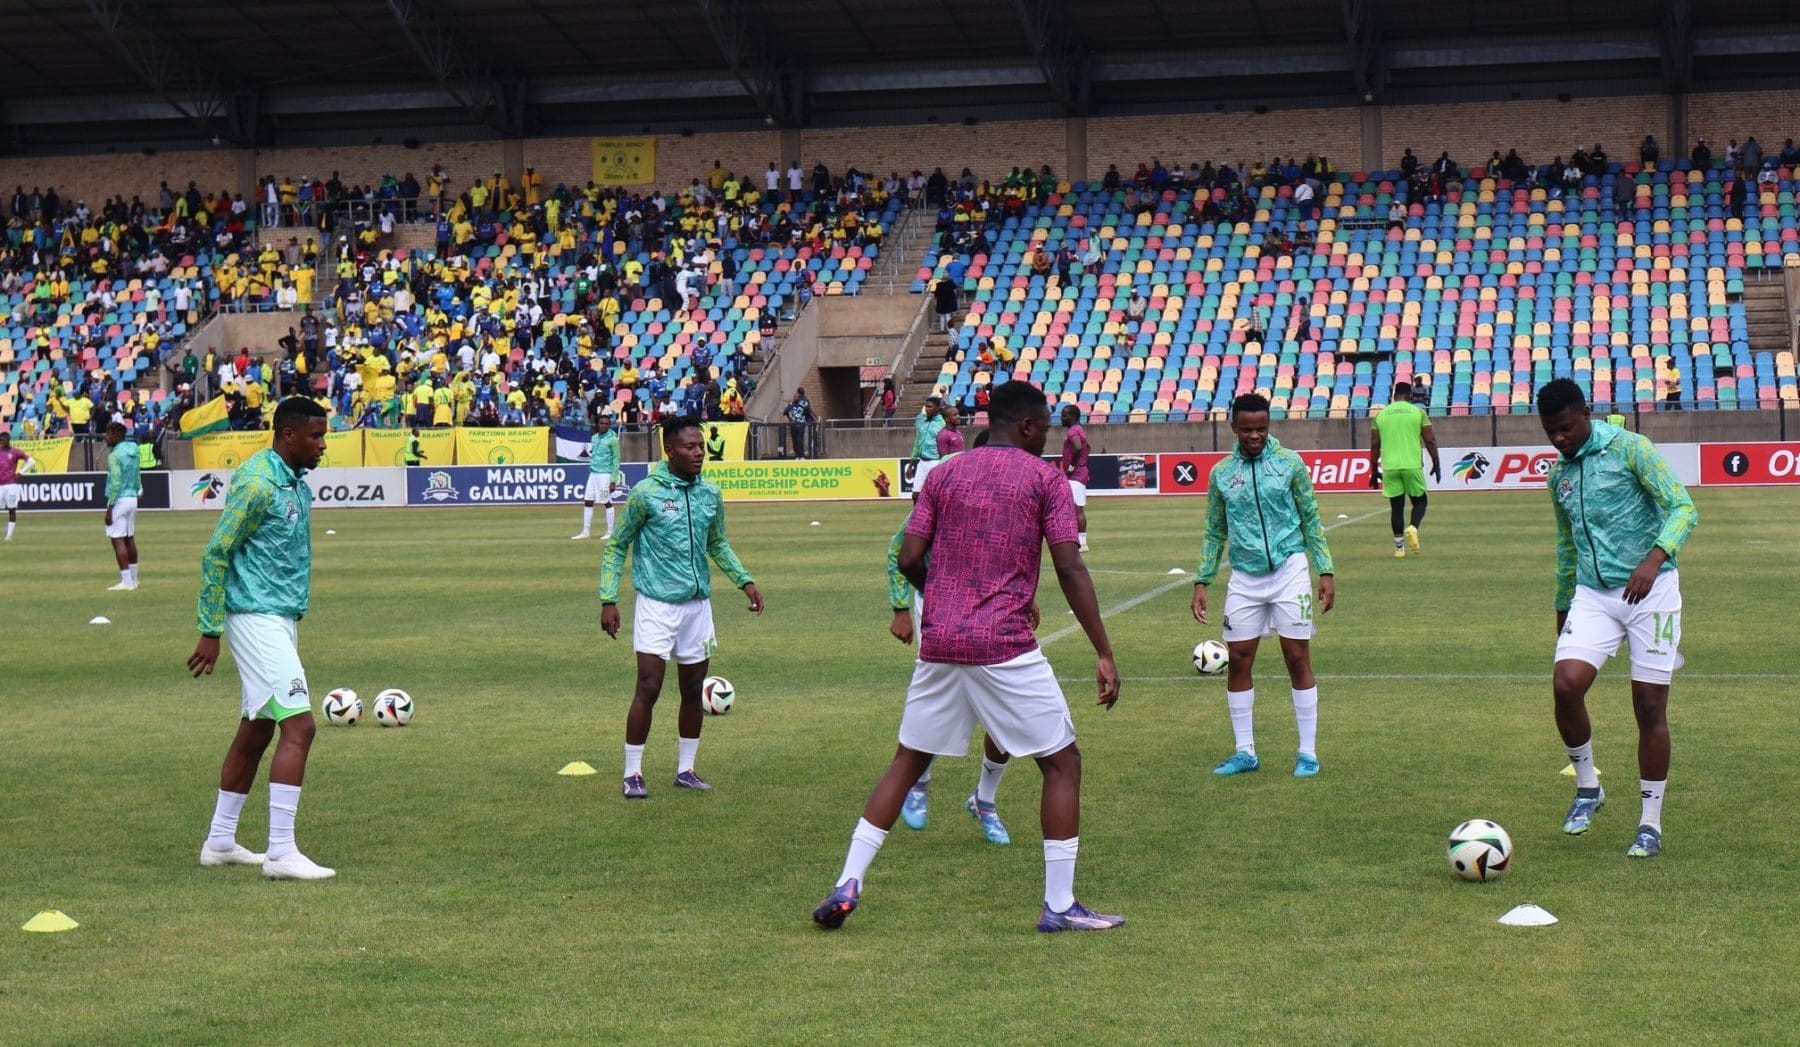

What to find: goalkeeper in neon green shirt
left=1368, top=381, right=1441, bottom=557
left=1537, top=378, right=1697, bottom=860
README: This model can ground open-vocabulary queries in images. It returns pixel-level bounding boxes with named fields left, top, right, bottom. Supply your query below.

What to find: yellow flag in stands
left=592, top=137, right=656, bottom=185
left=180, top=396, right=231, bottom=437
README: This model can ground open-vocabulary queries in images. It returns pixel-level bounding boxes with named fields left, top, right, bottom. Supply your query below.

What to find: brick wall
left=1688, top=89, right=1800, bottom=155
left=253, top=140, right=502, bottom=195
left=1382, top=96, right=1668, bottom=172
left=0, top=148, right=238, bottom=212
left=525, top=130, right=781, bottom=195
left=800, top=120, right=1066, bottom=184
left=1088, top=108, right=1364, bottom=179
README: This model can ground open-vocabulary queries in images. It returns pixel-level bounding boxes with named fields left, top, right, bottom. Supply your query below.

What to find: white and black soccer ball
left=373, top=688, right=414, bottom=727
left=700, top=676, right=735, bottom=715
left=323, top=688, right=362, bottom=727
left=1447, top=819, right=1514, bottom=881
left=1192, top=639, right=1229, bottom=676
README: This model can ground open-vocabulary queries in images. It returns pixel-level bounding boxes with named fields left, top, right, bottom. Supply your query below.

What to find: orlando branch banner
left=703, top=459, right=900, bottom=502
left=363, top=428, right=454, bottom=467
left=317, top=429, right=363, bottom=469
left=592, top=137, right=655, bottom=185
left=14, top=436, right=72, bottom=474
left=455, top=426, right=549, bottom=465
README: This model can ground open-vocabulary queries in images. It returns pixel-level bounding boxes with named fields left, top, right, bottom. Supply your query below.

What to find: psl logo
left=189, top=473, right=225, bottom=504
left=1452, top=452, right=1490, bottom=484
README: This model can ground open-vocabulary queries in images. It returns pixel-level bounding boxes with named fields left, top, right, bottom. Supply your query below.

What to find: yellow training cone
left=1559, top=764, right=1602, bottom=778
left=22, top=910, right=78, bottom=933
left=558, top=761, right=598, bottom=776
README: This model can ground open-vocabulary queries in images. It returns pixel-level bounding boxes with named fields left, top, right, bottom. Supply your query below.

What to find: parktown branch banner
left=191, top=431, right=274, bottom=471
left=13, top=436, right=72, bottom=474
left=454, top=426, right=550, bottom=465
left=592, top=137, right=655, bottom=185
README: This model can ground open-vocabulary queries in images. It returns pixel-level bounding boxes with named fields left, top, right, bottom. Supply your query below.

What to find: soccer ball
left=373, top=688, right=414, bottom=727
left=1192, top=639, right=1229, bottom=675
left=1447, top=819, right=1514, bottom=881
left=322, top=689, right=361, bottom=727
left=700, top=676, right=735, bottom=715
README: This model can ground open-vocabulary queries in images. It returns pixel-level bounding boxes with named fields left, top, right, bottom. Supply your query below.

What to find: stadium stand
left=912, top=157, right=1800, bottom=423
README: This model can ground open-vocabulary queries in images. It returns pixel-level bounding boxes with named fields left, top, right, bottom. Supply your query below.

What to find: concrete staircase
left=867, top=204, right=934, bottom=295
left=1742, top=277, right=1793, bottom=355
left=894, top=327, right=951, bottom=418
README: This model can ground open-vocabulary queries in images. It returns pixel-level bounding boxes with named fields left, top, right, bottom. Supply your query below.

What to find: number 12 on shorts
left=1295, top=592, right=1314, bottom=624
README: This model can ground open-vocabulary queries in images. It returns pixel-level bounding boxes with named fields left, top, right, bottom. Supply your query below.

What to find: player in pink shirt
left=933, top=404, right=964, bottom=456
left=815, top=381, right=1124, bottom=933
left=1060, top=405, right=1091, bottom=551
left=0, top=432, right=32, bottom=541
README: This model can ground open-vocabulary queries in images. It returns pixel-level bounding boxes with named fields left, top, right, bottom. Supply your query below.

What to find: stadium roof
left=5, top=0, right=1800, bottom=151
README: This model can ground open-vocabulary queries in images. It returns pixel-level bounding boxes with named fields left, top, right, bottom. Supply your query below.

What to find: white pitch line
left=1056, top=672, right=1800, bottom=683
left=1041, top=508, right=1387, bottom=647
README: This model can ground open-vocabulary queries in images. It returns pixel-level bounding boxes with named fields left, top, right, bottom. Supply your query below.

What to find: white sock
left=205, top=789, right=249, bottom=849
left=623, top=742, right=645, bottom=778
left=677, top=735, right=699, bottom=773
left=267, top=783, right=301, bottom=861
left=1640, top=779, right=1666, bottom=831
left=976, top=758, right=1006, bottom=804
left=1044, top=837, right=1079, bottom=911
left=5, top=520, right=13, bottom=539
left=120, top=568, right=132, bottom=584
left=1566, top=740, right=1599, bottom=789
left=1227, top=688, right=1256, bottom=755
left=604, top=506, right=616, bottom=532
left=129, top=564, right=139, bottom=583
left=1078, top=531, right=1088, bottom=546
left=1293, top=686, right=1318, bottom=757
left=580, top=505, right=593, bottom=532
left=1394, top=535, right=1405, bottom=548
left=913, top=759, right=932, bottom=788
left=836, top=817, right=888, bottom=886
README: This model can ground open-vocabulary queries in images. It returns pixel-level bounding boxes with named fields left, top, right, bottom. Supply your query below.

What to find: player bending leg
left=1368, top=381, right=1440, bottom=557
left=103, top=422, right=142, bottom=590
left=0, top=432, right=31, bottom=540
left=1191, top=394, right=1336, bottom=778
left=600, top=416, right=763, bottom=798
left=1538, top=379, right=1697, bottom=859
left=189, top=397, right=336, bottom=880
left=815, top=381, right=1122, bottom=933
left=1059, top=405, right=1091, bottom=551
left=887, top=514, right=1015, bottom=845
left=572, top=412, right=619, bottom=540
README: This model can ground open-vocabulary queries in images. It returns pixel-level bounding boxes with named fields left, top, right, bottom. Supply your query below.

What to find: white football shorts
left=223, top=612, right=311, bottom=721
left=583, top=472, right=612, bottom=503
left=1068, top=479, right=1088, bottom=507
left=634, top=594, right=716, bottom=665
left=1556, top=570, right=1683, bottom=684
left=0, top=483, right=19, bottom=510
left=1222, top=551, right=1316, bottom=642
left=899, top=648, right=1075, bottom=760
left=104, top=496, right=138, bottom=538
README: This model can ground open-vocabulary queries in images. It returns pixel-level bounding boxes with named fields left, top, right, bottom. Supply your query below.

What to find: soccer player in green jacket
left=103, top=422, right=142, bottom=590
left=1538, top=379, right=1697, bottom=859
left=572, top=412, right=620, bottom=540
left=1191, top=393, right=1336, bottom=778
left=600, top=416, right=763, bottom=798
left=188, top=397, right=335, bottom=881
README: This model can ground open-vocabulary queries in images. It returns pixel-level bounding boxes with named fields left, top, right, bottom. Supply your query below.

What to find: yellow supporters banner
left=363, top=428, right=453, bottom=467
left=704, top=458, right=903, bottom=502
left=592, top=137, right=656, bottom=185
left=14, top=437, right=72, bottom=474
left=658, top=421, right=750, bottom=463
left=455, top=426, right=549, bottom=465
left=191, top=431, right=271, bottom=471
left=317, top=429, right=363, bottom=469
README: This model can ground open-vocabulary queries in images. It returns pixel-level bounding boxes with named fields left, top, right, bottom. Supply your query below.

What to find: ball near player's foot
left=323, top=689, right=362, bottom=726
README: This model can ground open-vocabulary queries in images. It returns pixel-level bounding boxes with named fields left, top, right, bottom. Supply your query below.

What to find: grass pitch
left=3, top=489, right=1798, bottom=1045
